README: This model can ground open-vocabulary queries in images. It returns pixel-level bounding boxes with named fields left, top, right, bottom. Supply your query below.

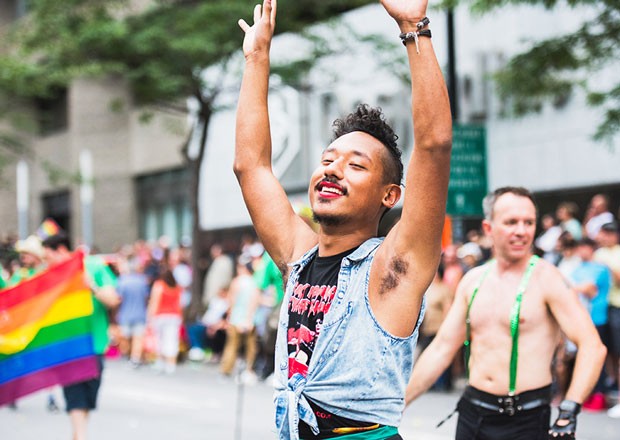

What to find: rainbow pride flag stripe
left=0, top=253, right=99, bottom=406
left=36, top=218, right=61, bottom=240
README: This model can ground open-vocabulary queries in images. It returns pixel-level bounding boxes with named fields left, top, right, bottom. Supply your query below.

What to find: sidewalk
left=1, top=359, right=619, bottom=439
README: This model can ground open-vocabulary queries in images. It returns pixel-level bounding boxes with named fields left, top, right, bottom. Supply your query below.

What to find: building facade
left=1, top=2, right=619, bottom=252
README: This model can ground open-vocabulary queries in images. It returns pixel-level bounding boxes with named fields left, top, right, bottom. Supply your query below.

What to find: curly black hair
left=331, top=104, right=403, bottom=186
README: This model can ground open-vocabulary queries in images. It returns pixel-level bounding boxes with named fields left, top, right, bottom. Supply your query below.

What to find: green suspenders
left=464, top=255, right=540, bottom=395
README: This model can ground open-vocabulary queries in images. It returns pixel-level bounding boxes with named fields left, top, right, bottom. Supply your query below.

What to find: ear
left=481, top=219, right=492, bottom=236
left=382, top=184, right=401, bottom=209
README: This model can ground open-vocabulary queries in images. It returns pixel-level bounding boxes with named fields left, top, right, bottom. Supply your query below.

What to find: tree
left=0, top=0, right=380, bottom=317
left=445, top=0, right=620, bottom=144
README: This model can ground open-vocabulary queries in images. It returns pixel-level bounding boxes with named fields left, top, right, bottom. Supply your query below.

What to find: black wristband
left=399, top=29, right=432, bottom=47
left=559, top=400, right=581, bottom=417
left=416, top=16, right=430, bottom=30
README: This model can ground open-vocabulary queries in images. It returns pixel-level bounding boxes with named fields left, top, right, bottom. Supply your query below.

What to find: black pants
left=63, top=356, right=104, bottom=412
left=455, top=394, right=550, bottom=440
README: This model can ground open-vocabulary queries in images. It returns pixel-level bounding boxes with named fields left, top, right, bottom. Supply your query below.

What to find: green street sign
left=446, top=124, right=487, bottom=216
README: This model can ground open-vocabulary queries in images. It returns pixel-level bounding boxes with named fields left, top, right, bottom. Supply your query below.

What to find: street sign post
left=447, top=124, right=487, bottom=217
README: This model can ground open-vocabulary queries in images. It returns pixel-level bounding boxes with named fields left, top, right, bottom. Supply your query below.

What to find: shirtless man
left=406, top=187, right=606, bottom=439
left=235, top=0, right=451, bottom=438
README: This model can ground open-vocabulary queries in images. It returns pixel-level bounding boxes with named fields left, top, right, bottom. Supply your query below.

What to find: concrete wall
left=0, top=74, right=188, bottom=251
left=199, top=2, right=620, bottom=232
left=2, top=1, right=618, bottom=247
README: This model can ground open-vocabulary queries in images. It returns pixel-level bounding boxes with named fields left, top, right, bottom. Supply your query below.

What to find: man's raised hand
left=238, top=0, right=277, bottom=59
left=380, top=0, right=428, bottom=30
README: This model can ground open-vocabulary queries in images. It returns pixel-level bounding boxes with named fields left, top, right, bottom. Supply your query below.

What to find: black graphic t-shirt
left=287, top=247, right=355, bottom=378
left=288, top=246, right=378, bottom=437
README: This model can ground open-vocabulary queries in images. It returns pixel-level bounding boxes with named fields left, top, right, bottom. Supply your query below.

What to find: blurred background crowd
left=1, top=192, right=620, bottom=418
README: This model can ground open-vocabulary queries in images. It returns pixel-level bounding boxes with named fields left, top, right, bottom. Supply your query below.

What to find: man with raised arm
left=405, top=187, right=607, bottom=440
left=235, top=1, right=451, bottom=438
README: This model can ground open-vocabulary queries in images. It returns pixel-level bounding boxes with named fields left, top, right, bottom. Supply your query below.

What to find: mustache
left=315, top=176, right=348, bottom=195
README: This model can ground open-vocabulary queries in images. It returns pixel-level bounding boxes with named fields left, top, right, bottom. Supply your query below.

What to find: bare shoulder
left=534, top=258, right=571, bottom=298
left=457, top=264, right=490, bottom=297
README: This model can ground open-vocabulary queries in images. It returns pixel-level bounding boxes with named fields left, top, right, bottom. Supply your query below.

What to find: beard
left=312, top=210, right=349, bottom=227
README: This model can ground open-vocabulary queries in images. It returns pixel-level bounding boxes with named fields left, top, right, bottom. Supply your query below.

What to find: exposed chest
left=467, top=273, right=548, bottom=335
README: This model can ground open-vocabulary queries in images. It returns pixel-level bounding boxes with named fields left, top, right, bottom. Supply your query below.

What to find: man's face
left=556, top=206, right=568, bottom=221
left=44, top=246, right=71, bottom=266
left=483, top=193, right=537, bottom=262
left=442, top=245, right=458, bottom=264
left=590, top=195, right=607, bottom=215
left=576, top=244, right=595, bottom=261
left=20, top=252, right=41, bottom=268
left=308, top=131, right=399, bottom=227
left=597, top=230, right=619, bottom=248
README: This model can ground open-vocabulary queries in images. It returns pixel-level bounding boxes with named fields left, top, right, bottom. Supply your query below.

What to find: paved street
left=2, top=358, right=619, bottom=439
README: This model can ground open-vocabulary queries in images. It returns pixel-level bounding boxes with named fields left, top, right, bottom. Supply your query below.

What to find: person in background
left=6, top=235, right=58, bottom=411
left=406, top=187, right=606, bottom=440
left=116, top=257, right=150, bottom=368
left=556, top=201, right=583, bottom=241
left=143, top=249, right=161, bottom=288
left=456, top=242, right=483, bottom=273
left=187, top=287, right=230, bottom=363
left=442, top=244, right=464, bottom=292
left=252, top=247, right=284, bottom=380
left=464, top=229, right=491, bottom=263
left=593, top=221, right=620, bottom=418
left=147, top=268, right=183, bottom=374
left=552, top=234, right=581, bottom=403
left=8, top=235, right=46, bottom=286
left=535, top=213, right=562, bottom=264
left=570, top=237, right=612, bottom=412
left=417, top=264, right=453, bottom=391
left=202, top=243, right=234, bottom=308
left=169, top=247, right=192, bottom=310
left=584, top=194, right=614, bottom=240
left=42, top=233, right=120, bottom=440
left=219, top=256, right=260, bottom=384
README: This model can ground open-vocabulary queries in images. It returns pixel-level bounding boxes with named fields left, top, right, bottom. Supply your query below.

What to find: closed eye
left=350, top=163, right=366, bottom=170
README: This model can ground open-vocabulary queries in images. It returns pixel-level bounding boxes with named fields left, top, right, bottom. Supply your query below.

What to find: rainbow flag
left=0, top=252, right=99, bottom=406
left=36, top=218, right=61, bottom=240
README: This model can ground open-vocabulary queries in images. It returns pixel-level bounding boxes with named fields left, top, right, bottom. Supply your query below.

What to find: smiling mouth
left=316, top=180, right=346, bottom=198
left=510, top=242, right=528, bottom=249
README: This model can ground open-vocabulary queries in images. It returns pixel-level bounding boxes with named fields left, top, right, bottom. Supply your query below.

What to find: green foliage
left=0, top=0, right=376, bottom=108
left=0, top=0, right=378, bottom=170
left=446, top=0, right=620, bottom=144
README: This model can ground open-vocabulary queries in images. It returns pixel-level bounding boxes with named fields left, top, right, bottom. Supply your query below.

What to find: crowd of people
left=0, top=233, right=284, bottom=381
left=0, top=229, right=285, bottom=439
left=418, top=192, right=620, bottom=420
left=1, top=193, right=619, bottom=417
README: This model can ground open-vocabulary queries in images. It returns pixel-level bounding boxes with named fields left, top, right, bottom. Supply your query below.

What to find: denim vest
left=273, top=237, right=425, bottom=439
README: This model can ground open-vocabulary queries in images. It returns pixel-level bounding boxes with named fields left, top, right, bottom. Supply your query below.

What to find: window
left=135, top=168, right=191, bottom=246
left=35, top=87, right=68, bottom=136
left=41, top=190, right=72, bottom=239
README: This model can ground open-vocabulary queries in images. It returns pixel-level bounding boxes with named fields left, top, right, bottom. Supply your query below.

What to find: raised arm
left=370, top=0, right=452, bottom=337
left=234, top=0, right=316, bottom=268
left=382, top=0, right=452, bottom=263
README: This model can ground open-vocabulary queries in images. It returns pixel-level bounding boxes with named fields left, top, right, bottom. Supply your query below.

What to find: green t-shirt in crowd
left=85, top=255, right=117, bottom=355
left=253, top=253, right=284, bottom=306
left=8, top=266, right=41, bottom=287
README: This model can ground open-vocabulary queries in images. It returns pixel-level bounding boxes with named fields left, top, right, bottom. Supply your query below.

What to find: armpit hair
left=378, top=256, right=409, bottom=295
left=277, top=262, right=290, bottom=287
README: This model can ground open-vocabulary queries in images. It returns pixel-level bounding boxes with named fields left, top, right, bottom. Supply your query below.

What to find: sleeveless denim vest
left=273, top=237, right=426, bottom=440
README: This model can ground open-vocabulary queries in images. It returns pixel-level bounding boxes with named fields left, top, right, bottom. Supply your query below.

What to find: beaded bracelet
left=399, top=16, right=431, bottom=54
left=399, top=29, right=432, bottom=53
